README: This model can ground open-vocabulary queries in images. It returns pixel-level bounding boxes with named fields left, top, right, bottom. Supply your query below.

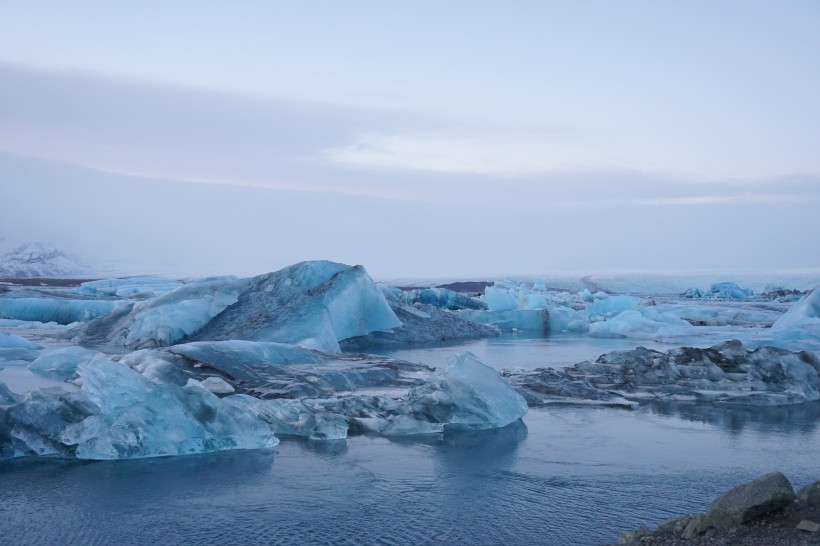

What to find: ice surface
left=398, top=287, right=486, bottom=311
left=0, top=382, right=21, bottom=405
left=682, top=282, right=755, bottom=300
left=342, top=286, right=498, bottom=349
left=121, top=340, right=432, bottom=400
left=76, top=276, right=249, bottom=349
left=0, top=297, right=129, bottom=325
left=585, top=295, right=641, bottom=319
left=484, top=286, right=519, bottom=311
left=0, top=332, right=42, bottom=361
left=458, top=309, right=550, bottom=334
left=773, top=286, right=820, bottom=329
left=342, top=352, right=528, bottom=435
left=189, top=261, right=401, bottom=352
left=76, top=277, right=183, bottom=298
left=28, top=346, right=102, bottom=379
left=0, top=359, right=279, bottom=459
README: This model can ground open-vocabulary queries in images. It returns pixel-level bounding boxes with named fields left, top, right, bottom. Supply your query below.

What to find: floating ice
left=399, top=287, right=486, bottom=311
left=585, top=295, right=641, bottom=319
left=342, top=286, right=498, bottom=349
left=122, top=340, right=432, bottom=400
left=345, top=352, right=528, bottom=435
left=773, top=286, right=820, bottom=329
left=76, top=277, right=183, bottom=299
left=683, top=282, right=755, bottom=300
left=0, top=332, right=42, bottom=361
left=28, top=346, right=102, bottom=380
left=457, top=309, right=549, bottom=334
left=484, top=286, right=519, bottom=312
left=76, top=276, right=249, bottom=349
left=0, top=298, right=129, bottom=325
left=0, top=359, right=279, bottom=459
left=189, top=261, right=401, bottom=352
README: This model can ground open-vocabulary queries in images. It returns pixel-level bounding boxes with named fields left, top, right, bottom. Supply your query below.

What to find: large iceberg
left=0, top=359, right=279, bottom=459
left=189, top=261, right=401, bottom=352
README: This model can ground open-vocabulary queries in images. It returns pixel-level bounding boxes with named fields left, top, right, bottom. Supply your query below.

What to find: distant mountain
left=0, top=242, right=89, bottom=278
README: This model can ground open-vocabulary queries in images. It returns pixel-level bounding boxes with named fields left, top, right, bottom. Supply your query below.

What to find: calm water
left=368, top=332, right=696, bottom=370
left=2, top=403, right=820, bottom=546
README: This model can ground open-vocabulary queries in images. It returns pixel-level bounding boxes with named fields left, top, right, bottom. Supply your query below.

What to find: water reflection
left=647, top=400, right=820, bottom=435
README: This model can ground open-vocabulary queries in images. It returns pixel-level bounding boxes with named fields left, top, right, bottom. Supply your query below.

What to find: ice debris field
left=1, top=260, right=820, bottom=460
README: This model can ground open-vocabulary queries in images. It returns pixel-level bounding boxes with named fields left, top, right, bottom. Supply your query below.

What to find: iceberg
left=341, top=286, right=498, bottom=349
left=773, top=286, right=820, bottom=329
left=0, top=332, right=42, bottom=361
left=336, top=352, right=528, bottom=435
left=398, top=287, right=486, bottom=311
left=0, top=359, right=279, bottom=459
left=457, top=309, right=550, bottom=334
left=189, top=261, right=401, bottom=352
left=28, top=346, right=102, bottom=380
left=75, top=276, right=249, bottom=349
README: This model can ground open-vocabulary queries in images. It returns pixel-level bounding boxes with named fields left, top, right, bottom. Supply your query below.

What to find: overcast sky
left=1, top=1, right=819, bottom=279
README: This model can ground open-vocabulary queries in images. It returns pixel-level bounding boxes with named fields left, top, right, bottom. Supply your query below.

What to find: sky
left=0, top=1, right=819, bottom=279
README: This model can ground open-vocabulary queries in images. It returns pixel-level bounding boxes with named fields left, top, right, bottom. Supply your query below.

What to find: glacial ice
left=682, top=282, right=755, bottom=300
left=398, top=286, right=486, bottom=311
left=0, top=359, right=279, bottom=459
left=188, top=261, right=401, bottom=352
left=0, top=297, right=129, bottom=325
left=773, top=286, right=820, bottom=329
left=121, top=340, right=432, bottom=400
left=75, top=276, right=249, bottom=349
left=457, top=309, right=550, bottom=334
left=0, top=332, right=42, bottom=361
left=76, top=277, right=183, bottom=299
left=342, top=285, right=498, bottom=349
left=28, top=346, right=102, bottom=380
left=1, top=346, right=527, bottom=455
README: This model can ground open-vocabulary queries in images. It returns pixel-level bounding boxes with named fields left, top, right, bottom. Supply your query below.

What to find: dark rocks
left=706, top=472, right=795, bottom=530
left=612, top=471, right=820, bottom=546
left=798, top=481, right=820, bottom=506
left=505, top=341, right=820, bottom=407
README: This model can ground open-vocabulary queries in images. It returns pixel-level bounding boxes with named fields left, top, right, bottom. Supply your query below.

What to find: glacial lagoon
left=2, top=265, right=820, bottom=544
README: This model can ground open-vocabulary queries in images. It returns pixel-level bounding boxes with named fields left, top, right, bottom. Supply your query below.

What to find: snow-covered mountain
left=0, top=242, right=89, bottom=278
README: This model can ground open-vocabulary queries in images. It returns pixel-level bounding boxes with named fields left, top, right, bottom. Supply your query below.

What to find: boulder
left=705, top=472, right=795, bottom=530
left=797, top=480, right=820, bottom=506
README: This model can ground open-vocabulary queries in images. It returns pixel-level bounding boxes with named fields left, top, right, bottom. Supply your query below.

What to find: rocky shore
left=614, top=472, right=820, bottom=545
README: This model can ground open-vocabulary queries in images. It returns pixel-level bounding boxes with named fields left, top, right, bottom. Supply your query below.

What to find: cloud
left=0, top=62, right=441, bottom=198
